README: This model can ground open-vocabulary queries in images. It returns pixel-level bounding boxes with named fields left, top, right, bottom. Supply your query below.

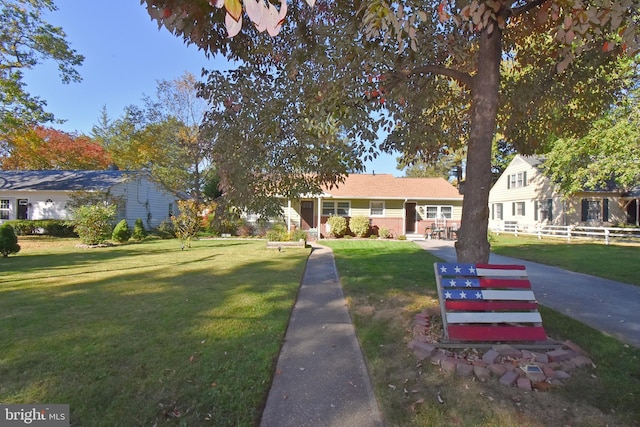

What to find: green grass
left=0, top=237, right=310, bottom=426
left=324, top=240, right=640, bottom=427
left=489, top=233, right=640, bottom=286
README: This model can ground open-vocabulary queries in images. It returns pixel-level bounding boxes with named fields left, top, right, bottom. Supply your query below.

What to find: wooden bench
left=434, top=262, right=548, bottom=342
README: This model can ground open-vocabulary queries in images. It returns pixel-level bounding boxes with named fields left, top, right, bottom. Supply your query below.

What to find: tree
left=92, top=73, right=213, bottom=201
left=0, top=126, right=112, bottom=170
left=142, top=0, right=638, bottom=262
left=0, top=223, right=20, bottom=257
left=543, top=90, right=640, bottom=195
left=0, top=0, right=84, bottom=134
left=171, top=199, right=202, bottom=248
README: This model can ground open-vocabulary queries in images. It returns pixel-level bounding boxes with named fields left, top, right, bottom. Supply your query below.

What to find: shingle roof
left=0, top=170, right=134, bottom=191
left=321, top=174, right=462, bottom=200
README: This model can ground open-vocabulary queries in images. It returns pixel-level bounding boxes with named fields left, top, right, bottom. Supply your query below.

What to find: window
left=581, top=199, right=606, bottom=222
left=424, top=205, right=453, bottom=219
left=370, top=201, right=384, bottom=216
left=512, top=201, right=526, bottom=216
left=323, top=201, right=350, bottom=216
left=0, top=199, right=10, bottom=220
left=492, top=203, right=503, bottom=220
left=507, top=172, right=527, bottom=189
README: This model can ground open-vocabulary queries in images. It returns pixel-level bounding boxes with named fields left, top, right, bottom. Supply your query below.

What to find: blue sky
left=22, top=0, right=401, bottom=176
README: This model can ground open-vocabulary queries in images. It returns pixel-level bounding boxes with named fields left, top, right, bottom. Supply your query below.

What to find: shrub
left=291, top=229, right=307, bottom=242
left=397, top=234, right=407, bottom=240
left=5, top=220, right=76, bottom=237
left=378, top=227, right=392, bottom=239
left=326, top=215, right=347, bottom=238
left=266, top=224, right=288, bottom=242
left=0, top=224, right=20, bottom=257
left=112, top=219, right=132, bottom=243
left=349, top=215, right=370, bottom=237
left=132, top=219, right=147, bottom=241
left=156, top=220, right=175, bottom=239
left=69, top=204, right=116, bottom=245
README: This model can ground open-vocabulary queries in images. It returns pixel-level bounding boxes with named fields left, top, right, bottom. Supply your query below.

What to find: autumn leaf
left=225, top=0, right=242, bottom=22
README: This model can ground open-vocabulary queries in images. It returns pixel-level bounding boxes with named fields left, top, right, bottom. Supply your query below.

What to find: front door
left=405, top=202, right=416, bottom=234
left=17, top=199, right=28, bottom=220
left=300, top=201, right=315, bottom=230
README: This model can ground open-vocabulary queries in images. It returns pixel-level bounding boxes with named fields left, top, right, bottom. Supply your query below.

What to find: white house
left=0, top=170, right=186, bottom=228
left=488, top=155, right=636, bottom=231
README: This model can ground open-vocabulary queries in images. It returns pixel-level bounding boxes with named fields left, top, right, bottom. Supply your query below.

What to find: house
left=488, top=155, right=637, bottom=231
left=276, top=173, right=463, bottom=238
left=0, top=170, right=186, bottom=228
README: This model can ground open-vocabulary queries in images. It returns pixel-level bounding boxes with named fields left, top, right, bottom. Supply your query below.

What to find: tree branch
left=512, top=0, right=549, bottom=17
left=388, top=65, right=474, bottom=90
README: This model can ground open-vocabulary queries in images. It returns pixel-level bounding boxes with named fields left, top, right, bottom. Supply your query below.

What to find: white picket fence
left=492, top=223, right=640, bottom=245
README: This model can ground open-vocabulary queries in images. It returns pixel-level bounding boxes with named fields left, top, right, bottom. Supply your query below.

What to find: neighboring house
left=0, top=170, right=186, bottom=228
left=275, top=173, right=463, bottom=238
left=488, top=155, right=638, bottom=231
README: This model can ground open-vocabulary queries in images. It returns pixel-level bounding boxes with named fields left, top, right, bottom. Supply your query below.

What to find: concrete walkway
left=414, top=239, right=640, bottom=348
left=260, top=244, right=384, bottom=427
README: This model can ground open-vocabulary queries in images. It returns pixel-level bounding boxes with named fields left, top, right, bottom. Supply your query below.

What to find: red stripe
left=478, top=278, right=532, bottom=289
left=447, top=325, right=548, bottom=341
left=446, top=301, right=539, bottom=311
left=476, top=264, right=526, bottom=271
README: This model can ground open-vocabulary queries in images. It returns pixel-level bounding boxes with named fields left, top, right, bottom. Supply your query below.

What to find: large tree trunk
left=454, top=28, right=502, bottom=263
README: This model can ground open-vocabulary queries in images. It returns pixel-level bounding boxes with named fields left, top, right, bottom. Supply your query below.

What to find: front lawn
left=489, top=233, right=640, bottom=286
left=0, top=237, right=309, bottom=426
left=324, top=240, right=640, bottom=427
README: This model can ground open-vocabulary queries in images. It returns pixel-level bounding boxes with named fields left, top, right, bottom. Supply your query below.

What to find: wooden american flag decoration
left=434, top=263, right=548, bottom=342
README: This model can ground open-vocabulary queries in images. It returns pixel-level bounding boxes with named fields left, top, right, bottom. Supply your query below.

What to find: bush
left=378, top=227, right=392, bottom=239
left=266, top=224, right=288, bottom=242
left=4, top=219, right=76, bottom=237
left=291, top=229, right=307, bottom=242
left=112, top=219, right=132, bottom=243
left=69, top=204, right=116, bottom=245
left=326, top=215, right=348, bottom=238
left=155, top=220, right=175, bottom=239
left=349, top=215, right=370, bottom=237
left=132, top=218, right=147, bottom=241
left=0, top=224, right=20, bottom=257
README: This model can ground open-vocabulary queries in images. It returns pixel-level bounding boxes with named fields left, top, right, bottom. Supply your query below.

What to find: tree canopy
left=0, top=0, right=84, bottom=134
left=543, top=88, right=640, bottom=195
left=141, top=0, right=639, bottom=262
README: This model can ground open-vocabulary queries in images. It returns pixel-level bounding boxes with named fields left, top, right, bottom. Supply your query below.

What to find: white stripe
left=481, top=290, right=536, bottom=300
left=476, top=267, right=528, bottom=277
left=447, top=312, right=542, bottom=324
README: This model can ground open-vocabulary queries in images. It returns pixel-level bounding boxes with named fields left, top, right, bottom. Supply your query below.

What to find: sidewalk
left=260, top=243, right=384, bottom=427
left=414, top=239, right=640, bottom=348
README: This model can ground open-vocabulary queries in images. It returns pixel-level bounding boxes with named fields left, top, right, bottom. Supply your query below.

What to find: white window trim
left=322, top=201, right=351, bottom=217
left=424, top=205, right=453, bottom=219
left=370, top=201, right=385, bottom=217
left=0, top=198, right=11, bottom=220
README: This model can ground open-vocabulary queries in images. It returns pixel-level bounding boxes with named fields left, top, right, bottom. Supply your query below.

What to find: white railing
left=492, top=223, right=640, bottom=245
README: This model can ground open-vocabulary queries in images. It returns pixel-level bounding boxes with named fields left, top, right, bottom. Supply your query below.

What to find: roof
left=0, top=170, right=137, bottom=191
left=321, top=174, right=462, bottom=200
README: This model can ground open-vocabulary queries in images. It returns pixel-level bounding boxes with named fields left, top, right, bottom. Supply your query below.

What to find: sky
left=22, top=0, right=402, bottom=176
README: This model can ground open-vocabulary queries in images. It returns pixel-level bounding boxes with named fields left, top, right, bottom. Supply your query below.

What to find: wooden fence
left=492, top=223, right=640, bottom=245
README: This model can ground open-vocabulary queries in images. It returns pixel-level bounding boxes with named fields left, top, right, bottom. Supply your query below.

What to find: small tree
left=326, top=215, right=347, bottom=238
left=0, top=224, right=20, bottom=257
left=171, top=199, right=202, bottom=248
left=70, top=204, right=116, bottom=245
left=132, top=218, right=147, bottom=241
left=349, top=216, right=370, bottom=238
left=111, top=219, right=131, bottom=243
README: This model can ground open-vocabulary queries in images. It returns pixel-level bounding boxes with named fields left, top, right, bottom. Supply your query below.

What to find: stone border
left=408, top=309, right=594, bottom=391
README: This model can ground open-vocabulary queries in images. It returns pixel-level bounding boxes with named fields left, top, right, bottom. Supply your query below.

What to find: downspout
left=287, top=199, right=291, bottom=232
